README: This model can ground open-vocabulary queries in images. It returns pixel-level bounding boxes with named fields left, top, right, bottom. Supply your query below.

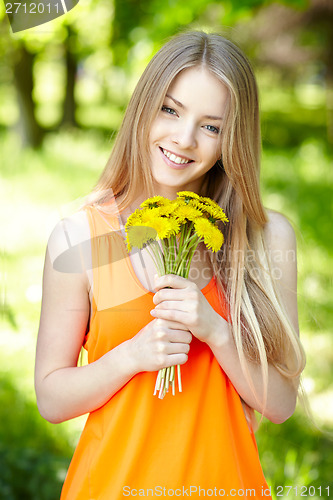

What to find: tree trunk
left=111, top=0, right=146, bottom=65
left=302, top=0, right=333, bottom=143
left=325, top=31, right=333, bottom=143
left=61, top=25, right=78, bottom=127
left=12, top=43, right=45, bottom=148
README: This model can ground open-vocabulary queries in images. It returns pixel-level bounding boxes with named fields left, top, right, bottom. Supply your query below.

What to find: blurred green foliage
left=1, top=0, right=332, bottom=498
left=256, top=413, right=333, bottom=499
left=0, top=374, right=71, bottom=499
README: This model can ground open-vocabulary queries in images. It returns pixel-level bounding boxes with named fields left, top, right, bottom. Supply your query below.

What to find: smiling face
left=148, top=65, right=229, bottom=198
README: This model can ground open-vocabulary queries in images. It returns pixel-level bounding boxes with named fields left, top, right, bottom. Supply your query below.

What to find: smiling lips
left=161, top=147, right=193, bottom=165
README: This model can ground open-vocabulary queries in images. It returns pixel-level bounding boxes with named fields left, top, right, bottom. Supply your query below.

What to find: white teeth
left=162, top=149, right=190, bottom=165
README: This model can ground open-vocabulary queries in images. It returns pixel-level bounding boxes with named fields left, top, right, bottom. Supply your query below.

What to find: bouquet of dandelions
left=125, top=191, right=228, bottom=399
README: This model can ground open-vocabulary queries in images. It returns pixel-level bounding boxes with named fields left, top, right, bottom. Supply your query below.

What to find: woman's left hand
left=150, top=274, right=224, bottom=344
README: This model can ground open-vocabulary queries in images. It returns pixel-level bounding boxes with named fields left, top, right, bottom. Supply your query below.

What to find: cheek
left=213, top=139, right=222, bottom=161
left=149, top=118, right=165, bottom=143
left=205, top=141, right=221, bottom=166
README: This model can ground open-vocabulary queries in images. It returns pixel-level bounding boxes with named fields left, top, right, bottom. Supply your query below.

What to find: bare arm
left=206, top=212, right=301, bottom=423
left=35, top=214, right=137, bottom=423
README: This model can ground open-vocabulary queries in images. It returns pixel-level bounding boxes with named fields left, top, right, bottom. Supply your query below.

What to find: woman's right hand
left=126, top=318, right=192, bottom=374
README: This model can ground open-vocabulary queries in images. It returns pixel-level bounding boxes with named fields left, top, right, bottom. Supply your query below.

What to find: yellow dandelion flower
left=125, top=224, right=157, bottom=251
left=156, top=204, right=177, bottom=217
left=141, top=207, right=162, bottom=223
left=147, top=222, right=162, bottom=239
left=177, top=191, right=201, bottom=204
left=164, top=217, right=181, bottom=237
left=200, top=196, right=216, bottom=205
left=206, top=225, right=224, bottom=252
left=193, top=217, right=212, bottom=239
left=191, top=199, right=229, bottom=223
left=177, top=191, right=200, bottom=199
left=124, top=208, right=143, bottom=229
left=194, top=218, right=224, bottom=252
left=140, top=196, right=170, bottom=209
left=140, top=212, right=180, bottom=239
left=173, top=203, right=202, bottom=223
left=189, top=200, right=208, bottom=214
left=203, top=204, right=229, bottom=223
left=153, top=218, right=179, bottom=239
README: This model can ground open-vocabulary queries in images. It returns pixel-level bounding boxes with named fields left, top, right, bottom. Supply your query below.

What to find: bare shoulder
left=47, top=210, right=91, bottom=274
left=37, top=211, right=91, bottom=386
left=40, top=210, right=91, bottom=327
left=47, top=210, right=90, bottom=252
left=264, top=210, right=296, bottom=253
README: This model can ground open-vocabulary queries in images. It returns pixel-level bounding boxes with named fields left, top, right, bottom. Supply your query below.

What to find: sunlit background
left=1, top=0, right=332, bottom=498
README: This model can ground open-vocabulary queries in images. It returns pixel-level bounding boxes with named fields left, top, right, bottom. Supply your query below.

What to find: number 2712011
left=276, top=486, right=330, bottom=496
left=6, top=3, right=60, bottom=14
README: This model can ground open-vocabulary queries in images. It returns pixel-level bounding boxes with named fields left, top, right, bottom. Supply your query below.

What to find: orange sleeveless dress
left=60, top=205, right=272, bottom=500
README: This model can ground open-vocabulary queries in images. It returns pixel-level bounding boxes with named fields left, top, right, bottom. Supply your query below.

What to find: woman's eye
left=205, top=125, right=219, bottom=134
left=161, top=105, right=177, bottom=116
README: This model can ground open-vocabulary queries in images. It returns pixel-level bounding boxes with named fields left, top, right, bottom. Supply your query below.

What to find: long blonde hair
left=92, top=31, right=305, bottom=410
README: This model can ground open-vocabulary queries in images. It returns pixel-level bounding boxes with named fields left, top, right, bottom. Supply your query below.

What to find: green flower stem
left=153, top=223, right=203, bottom=399
left=178, top=223, right=185, bottom=251
left=183, top=240, right=202, bottom=279
left=158, top=368, right=166, bottom=398
left=164, top=238, right=172, bottom=273
left=180, top=222, right=189, bottom=248
left=153, top=369, right=162, bottom=396
left=156, top=240, right=167, bottom=275
left=145, top=244, right=164, bottom=277
left=159, top=241, right=169, bottom=274
left=177, top=365, right=182, bottom=392
left=173, top=239, right=190, bottom=270
left=166, top=366, right=170, bottom=382
left=170, top=365, right=175, bottom=382
left=170, top=234, right=177, bottom=261
left=178, top=224, right=193, bottom=254
left=170, top=235, right=177, bottom=272
left=164, top=367, right=170, bottom=394
left=173, top=225, right=196, bottom=270
left=174, top=234, right=199, bottom=277
left=149, top=240, right=166, bottom=276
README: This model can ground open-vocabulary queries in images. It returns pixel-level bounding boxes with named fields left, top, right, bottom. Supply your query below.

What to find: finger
left=168, top=330, right=192, bottom=344
left=153, top=288, right=188, bottom=306
left=153, top=300, right=190, bottom=312
left=151, top=307, right=188, bottom=324
left=165, top=342, right=190, bottom=355
left=164, top=352, right=189, bottom=367
left=154, top=274, right=195, bottom=292
left=154, top=318, right=190, bottom=332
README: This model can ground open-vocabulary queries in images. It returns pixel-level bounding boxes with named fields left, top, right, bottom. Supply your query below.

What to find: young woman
left=35, top=31, right=305, bottom=499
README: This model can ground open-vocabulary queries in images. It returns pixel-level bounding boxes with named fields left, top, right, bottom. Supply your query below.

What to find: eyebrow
left=165, top=93, right=223, bottom=121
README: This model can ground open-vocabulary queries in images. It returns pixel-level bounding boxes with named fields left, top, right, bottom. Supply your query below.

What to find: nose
left=171, top=120, right=197, bottom=150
